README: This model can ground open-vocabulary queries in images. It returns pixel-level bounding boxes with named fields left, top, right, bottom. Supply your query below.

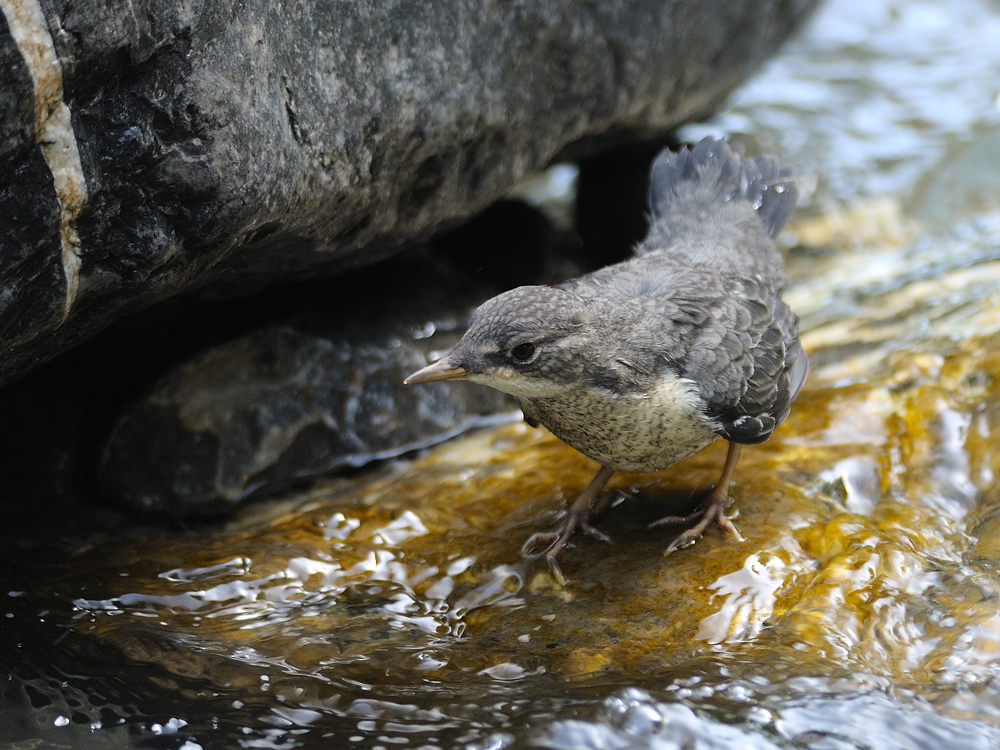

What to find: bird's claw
left=663, top=530, right=699, bottom=556
left=520, top=531, right=559, bottom=557
left=647, top=509, right=704, bottom=529
left=521, top=525, right=574, bottom=584
left=546, top=555, right=567, bottom=586
left=656, top=489, right=742, bottom=557
left=717, top=515, right=743, bottom=540
left=579, top=522, right=613, bottom=545
left=521, top=466, right=617, bottom=584
left=520, top=516, right=613, bottom=585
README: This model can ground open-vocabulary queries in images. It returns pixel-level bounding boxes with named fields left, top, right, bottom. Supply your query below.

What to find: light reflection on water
left=72, top=504, right=530, bottom=672
left=684, top=0, right=1000, bottom=208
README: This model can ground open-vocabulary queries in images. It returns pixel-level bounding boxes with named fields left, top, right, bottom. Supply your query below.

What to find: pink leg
left=521, top=465, right=616, bottom=584
left=649, top=442, right=744, bottom=555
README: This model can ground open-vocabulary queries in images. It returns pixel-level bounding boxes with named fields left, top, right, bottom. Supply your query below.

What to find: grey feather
left=648, top=136, right=799, bottom=239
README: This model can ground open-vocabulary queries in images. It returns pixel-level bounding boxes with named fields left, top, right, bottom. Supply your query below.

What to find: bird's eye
left=510, top=342, right=536, bottom=362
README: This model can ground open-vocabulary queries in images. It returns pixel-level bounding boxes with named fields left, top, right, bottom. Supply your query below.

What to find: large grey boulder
left=0, top=0, right=818, bottom=388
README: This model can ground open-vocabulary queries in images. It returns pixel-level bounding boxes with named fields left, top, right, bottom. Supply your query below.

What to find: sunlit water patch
left=684, top=0, right=1000, bottom=209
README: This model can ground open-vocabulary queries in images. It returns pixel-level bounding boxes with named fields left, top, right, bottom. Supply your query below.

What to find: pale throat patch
left=466, top=370, right=568, bottom=400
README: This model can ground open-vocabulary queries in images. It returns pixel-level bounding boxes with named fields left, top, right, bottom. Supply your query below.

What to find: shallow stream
left=6, top=0, right=1000, bottom=747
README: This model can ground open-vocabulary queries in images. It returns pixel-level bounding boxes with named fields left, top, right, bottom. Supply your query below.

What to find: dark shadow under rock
left=94, top=172, right=625, bottom=518
left=95, top=248, right=532, bottom=517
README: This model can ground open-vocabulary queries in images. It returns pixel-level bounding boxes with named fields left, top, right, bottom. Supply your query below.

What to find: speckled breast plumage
left=520, top=374, right=720, bottom=474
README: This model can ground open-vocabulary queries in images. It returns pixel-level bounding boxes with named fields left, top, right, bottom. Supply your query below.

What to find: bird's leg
left=649, top=442, right=744, bottom=555
left=521, top=465, right=616, bottom=584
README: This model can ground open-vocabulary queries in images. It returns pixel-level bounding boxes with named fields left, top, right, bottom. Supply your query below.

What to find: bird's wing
left=566, top=260, right=808, bottom=435
left=682, top=276, right=807, bottom=445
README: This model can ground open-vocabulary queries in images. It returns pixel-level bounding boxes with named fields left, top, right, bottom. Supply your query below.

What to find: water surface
left=6, top=0, right=1000, bottom=746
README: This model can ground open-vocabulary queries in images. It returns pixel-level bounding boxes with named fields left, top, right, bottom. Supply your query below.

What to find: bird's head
left=404, top=286, right=594, bottom=400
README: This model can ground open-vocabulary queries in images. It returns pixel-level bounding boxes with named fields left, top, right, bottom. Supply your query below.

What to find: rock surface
left=0, top=0, right=818, bottom=387
left=98, top=323, right=515, bottom=516
left=7, top=0, right=1000, bottom=745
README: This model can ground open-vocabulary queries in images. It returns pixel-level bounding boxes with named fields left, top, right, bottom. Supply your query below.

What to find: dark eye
left=510, top=342, right=536, bottom=362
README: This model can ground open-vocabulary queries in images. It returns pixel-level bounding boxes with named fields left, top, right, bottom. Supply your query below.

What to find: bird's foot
left=521, top=507, right=613, bottom=586
left=521, top=517, right=613, bottom=556
left=649, top=488, right=743, bottom=556
left=520, top=466, right=617, bottom=585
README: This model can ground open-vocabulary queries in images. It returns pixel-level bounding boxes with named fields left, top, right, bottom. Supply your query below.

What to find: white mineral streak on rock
left=1, top=0, right=87, bottom=319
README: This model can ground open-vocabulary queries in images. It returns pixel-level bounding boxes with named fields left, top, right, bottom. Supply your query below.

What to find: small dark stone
left=98, top=325, right=515, bottom=516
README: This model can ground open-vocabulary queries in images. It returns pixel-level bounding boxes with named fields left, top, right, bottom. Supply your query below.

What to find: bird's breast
left=524, top=374, right=719, bottom=473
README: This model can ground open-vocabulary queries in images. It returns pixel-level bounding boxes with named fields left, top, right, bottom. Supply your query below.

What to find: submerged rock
left=10, top=199, right=1000, bottom=742
left=32, top=205, right=1000, bottom=748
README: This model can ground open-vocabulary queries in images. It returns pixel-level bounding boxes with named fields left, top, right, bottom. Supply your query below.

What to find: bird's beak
left=404, top=357, right=468, bottom=384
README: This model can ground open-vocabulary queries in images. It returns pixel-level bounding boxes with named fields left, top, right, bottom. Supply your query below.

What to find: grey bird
left=405, top=137, right=808, bottom=583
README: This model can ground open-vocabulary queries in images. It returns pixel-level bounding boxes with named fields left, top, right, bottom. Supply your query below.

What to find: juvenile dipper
left=406, top=137, right=808, bottom=583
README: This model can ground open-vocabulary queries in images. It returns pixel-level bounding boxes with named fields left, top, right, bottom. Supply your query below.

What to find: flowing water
left=6, top=0, right=1000, bottom=746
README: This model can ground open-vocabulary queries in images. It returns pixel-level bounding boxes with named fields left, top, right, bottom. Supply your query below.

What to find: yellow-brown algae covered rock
left=68, top=335, right=1000, bottom=681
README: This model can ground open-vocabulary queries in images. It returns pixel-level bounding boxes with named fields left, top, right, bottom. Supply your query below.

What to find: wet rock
left=0, top=0, right=819, bottom=388
left=97, top=258, right=521, bottom=516
left=14, top=0, right=1000, bottom=744
left=99, top=325, right=514, bottom=516
left=94, top=197, right=587, bottom=517
left=0, top=195, right=580, bottom=520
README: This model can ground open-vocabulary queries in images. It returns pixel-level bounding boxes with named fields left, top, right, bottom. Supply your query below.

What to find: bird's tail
left=647, top=137, right=798, bottom=239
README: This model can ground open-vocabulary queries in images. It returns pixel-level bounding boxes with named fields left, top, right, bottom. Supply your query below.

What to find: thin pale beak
left=404, top=358, right=468, bottom=384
